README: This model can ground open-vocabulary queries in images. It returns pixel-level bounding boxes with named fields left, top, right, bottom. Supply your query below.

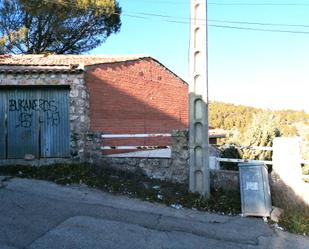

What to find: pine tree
left=0, top=0, right=121, bottom=54
left=242, top=112, right=281, bottom=160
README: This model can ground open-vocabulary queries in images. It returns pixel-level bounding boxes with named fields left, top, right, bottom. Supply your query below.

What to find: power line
left=120, top=0, right=309, bottom=6
left=123, top=11, right=309, bottom=28
left=121, top=0, right=189, bottom=4
left=121, top=13, right=309, bottom=35
left=209, top=24, right=309, bottom=34
left=209, top=2, right=309, bottom=6
left=123, top=14, right=149, bottom=20
left=31, top=2, right=309, bottom=36
left=209, top=19, right=309, bottom=29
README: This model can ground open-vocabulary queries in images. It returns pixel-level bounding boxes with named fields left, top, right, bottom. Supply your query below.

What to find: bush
left=220, top=146, right=242, bottom=171
left=242, top=112, right=281, bottom=161
left=280, top=211, right=309, bottom=235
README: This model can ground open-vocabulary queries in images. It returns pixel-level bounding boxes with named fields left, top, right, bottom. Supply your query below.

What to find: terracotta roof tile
left=0, top=54, right=187, bottom=84
left=0, top=54, right=149, bottom=67
left=0, top=65, right=83, bottom=74
left=0, top=54, right=149, bottom=74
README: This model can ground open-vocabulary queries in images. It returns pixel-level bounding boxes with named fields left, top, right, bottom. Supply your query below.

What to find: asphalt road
left=0, top=176, right=308, bottom=249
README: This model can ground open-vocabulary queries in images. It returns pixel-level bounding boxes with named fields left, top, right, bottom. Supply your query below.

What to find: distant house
left=209, top=128, right=227, bottom=145
left=0, top=55, right=188, bottom=163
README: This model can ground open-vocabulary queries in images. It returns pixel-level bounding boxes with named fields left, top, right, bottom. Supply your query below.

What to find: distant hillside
left=209, top=101, right=309, bottom=159
left=209, top=102, right=260, bottom=133
left=209, top=101, right=309, bottom=135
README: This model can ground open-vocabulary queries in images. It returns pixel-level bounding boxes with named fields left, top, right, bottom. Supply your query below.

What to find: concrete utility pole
left=189, top=0, right=210, bottom=197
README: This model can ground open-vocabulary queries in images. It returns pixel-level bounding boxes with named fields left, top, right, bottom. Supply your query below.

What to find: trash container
left=239, top=163, right=272, bottom=217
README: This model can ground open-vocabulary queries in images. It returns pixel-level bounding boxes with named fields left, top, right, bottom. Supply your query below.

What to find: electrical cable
left=123, top=11, right=309, bottom=28
left=120, top=13, right=309, bottom=35
left=120, top=0, right=309, bottom=7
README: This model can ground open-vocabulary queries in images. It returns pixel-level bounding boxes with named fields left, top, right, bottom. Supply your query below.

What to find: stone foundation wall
left=101, top=157, right=172, bottom=181
left=210, top=170, right=239, bottom=191
left=98, top=129, right=239, bottom=191
left=100, top=158, right=241, bottom=192
left=169, top=130, right=189, bottom=182
left=84, top=132, right=104, bottom=164
left=96, top=130, right=189, bottom=182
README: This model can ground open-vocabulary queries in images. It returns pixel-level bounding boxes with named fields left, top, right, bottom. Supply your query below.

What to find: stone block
left=270, top=206, right=284, bottom=223
left=70, top=89, right=79, bottom=98
left=210, top=170, right=239, bottom=191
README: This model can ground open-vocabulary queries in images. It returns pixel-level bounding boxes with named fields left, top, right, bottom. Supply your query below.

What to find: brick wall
left=85, top=58, right=188, bottom=152
left=86, top=58, right=188, bottom=133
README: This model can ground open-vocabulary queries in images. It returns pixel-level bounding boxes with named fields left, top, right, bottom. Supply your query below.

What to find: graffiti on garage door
left=0, top=87, right=70, bottom=159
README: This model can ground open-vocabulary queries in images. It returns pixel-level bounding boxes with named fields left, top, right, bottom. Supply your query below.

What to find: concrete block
left=270, top=206, right=284, bottom=223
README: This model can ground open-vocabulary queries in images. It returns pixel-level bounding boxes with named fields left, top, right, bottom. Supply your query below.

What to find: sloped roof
left=0, top=54, right=149, bottom=74
left=0, top=65, right=83, bottom=74
left=0, top=54, right=148, bottom=67
left=209, top=128, right=227, bottom=139
left=0, top=54, right=187, bottom=84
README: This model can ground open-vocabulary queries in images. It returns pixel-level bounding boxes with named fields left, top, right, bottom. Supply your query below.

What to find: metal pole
left=189, top=0, right=210, bottom=197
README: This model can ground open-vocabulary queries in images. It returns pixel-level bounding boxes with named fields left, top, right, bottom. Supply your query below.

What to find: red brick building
left=0, top=55, right=188, bottom=161
left=85, top=56, right=188, bottom=134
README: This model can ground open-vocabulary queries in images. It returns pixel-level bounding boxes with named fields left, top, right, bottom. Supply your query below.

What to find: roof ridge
left=1, top=54, right=149, bottom=58
left=0, top=54, right=151, bottom=67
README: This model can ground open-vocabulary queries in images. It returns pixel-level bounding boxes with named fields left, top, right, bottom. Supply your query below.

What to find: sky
left=91, top=0, right=309, bottom=112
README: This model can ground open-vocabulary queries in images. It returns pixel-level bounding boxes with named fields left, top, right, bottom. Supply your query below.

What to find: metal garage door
left=39, top=89, right=70, bottom=158
left=0, top=87, right=70, bottom=159
left=0, top=91, right=6, bottom=159
left=7, top=88, right=40, bottom=158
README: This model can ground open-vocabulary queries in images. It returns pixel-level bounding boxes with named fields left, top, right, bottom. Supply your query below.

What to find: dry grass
left=280, top=211, right=309, bottom=236
left=0, top=164, right=241, bottom=215
left=1, top=164, right=308, bottom=235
